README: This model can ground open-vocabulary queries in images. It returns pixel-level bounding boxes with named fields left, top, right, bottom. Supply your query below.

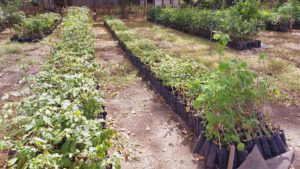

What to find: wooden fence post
left=93, top=0, right=96, bottom=21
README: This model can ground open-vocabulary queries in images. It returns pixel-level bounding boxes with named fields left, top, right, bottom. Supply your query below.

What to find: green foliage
left=213, top=32, right=229, bottom=58
left=260, top=10, right=293, bottom=28
left=105, top=17, right=271, bottom=147
left=224, top=0, right=264, bottom=39
left=0, top=0, right=24, bottom=28
left=231, top=0, right=261, bottom=21
left=147, top=7, right=221, bottom=30
left=0, top=7, right=4, bottom=30
left=147, top=4, right=264, bottom=39
left=194, top=60, right=267, bottom=145
left=2, top=7, right=119, bottom=168
left=259, top=0, right=300, bottom=29
left=237, top=142, right=245, bottom=151
left=200, top=0, right=228, bottom=9
left=277, top=0, right=300, bottom=24
left=13, top=12, right=60, bottom=38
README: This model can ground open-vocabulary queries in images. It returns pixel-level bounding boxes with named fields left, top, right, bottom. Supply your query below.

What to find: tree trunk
left=93, top=0, right=96, bottom=21
left=121, top=0, right=126, bottom=19
left=129, top=2, right=131, bottom=13
left=108, top=0, right=111, bottom=15
left=195, top=0, right=202, bottom=9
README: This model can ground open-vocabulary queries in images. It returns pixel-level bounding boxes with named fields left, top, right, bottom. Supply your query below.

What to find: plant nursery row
left=104, top=17, right=289, bottom=169
left=11, top=12, right=61, bottom=42
left=147, top=1, right=300, bottom=49
left=1, top=7, right=119, bottom=168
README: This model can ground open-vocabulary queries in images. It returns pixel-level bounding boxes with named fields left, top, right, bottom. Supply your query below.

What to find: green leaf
left=219, top=62, right=229, bottom=72
left=213, top=33, right=221, bottom=40
left=60, top=157, right=71, bottom=167
left=237, top=143, right=245, bottom=151
left=34, top=137, right=47, bottom=146
left=7, top=157, right=18, bottom=167
left=259, top=53, right=266, bottom=60
left=24, top=120, right=36, bottom=132
left=193, top=96, right=204, bottom=109
left=43, top=116, right=52, bottom=126
left=61, top=140, right=71, bottom=154
left=217, top=47, right=223, bottom=56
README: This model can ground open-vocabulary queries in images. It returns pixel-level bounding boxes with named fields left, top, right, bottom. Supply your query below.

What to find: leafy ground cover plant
left=105, top=17, right=274, bottom=149
left=1, top=7, right=120, bottom=168
left=13, top=12, right=60, bottom=41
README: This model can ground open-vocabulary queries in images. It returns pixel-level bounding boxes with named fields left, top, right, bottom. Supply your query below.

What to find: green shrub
left=3, top=11, right=24, bottom=27
left=13, top=12, right=60, bottom=38
left=278, top=0, right=300, bottom=24
left=147, top=3, right=264, bottom=40
left=223, top=0, right=264, bottom=39
left=261, top=10, right=293, bottom=30
left=193, top=61, right=268, bottom=144
left=0, top=0, right=24, bottom=27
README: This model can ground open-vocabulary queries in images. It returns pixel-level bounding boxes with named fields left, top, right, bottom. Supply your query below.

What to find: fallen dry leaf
left=145, top=125, right=150, bottom=131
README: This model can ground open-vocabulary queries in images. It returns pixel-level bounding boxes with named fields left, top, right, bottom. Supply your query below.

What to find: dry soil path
left=93, top=22, right=202, bottom=169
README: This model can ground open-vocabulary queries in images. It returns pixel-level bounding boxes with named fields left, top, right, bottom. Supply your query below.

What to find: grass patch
left=14, top=57, right=37, bottom=71
left=0, top=41, right=22, bottom=55
left=265, top=59, right=289, bottom=76
left=95, top=60, right=137, bottom=98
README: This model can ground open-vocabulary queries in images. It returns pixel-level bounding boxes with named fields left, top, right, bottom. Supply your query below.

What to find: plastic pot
left=193, top=131, right=205, bottom=153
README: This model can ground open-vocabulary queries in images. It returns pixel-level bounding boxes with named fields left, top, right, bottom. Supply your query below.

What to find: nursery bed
left=0, top=23, right=58, bottom=169
left=105, top=21, right=290, bottom=169
left=265, top=22, right=292, bottom=32
left=125, top=17, right=300, bottom=168
left=294, top=22, right=300, bottom=30
left=10, top=19, right=61, bottom=43
left=147, top=19, right=261, bottom=51
left=0, top=8, right=119, bottom=168
left=94, top=21, right=200, bottom=168
left=125, top=18, right=300, bottom=107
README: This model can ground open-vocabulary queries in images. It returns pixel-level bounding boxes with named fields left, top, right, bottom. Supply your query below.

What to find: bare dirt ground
left=258, top=30, right=300, bottom=67
left=263, top=104, right=300, bottom=169
left=0, top=151, right=8, bottom=169
left=93, top=21, right=203, bottom=169
left=123, top=16, right=300, bottom=168
left=0, top=29, right=58, bottom=168
left=0, top=30, right=56, bottom=98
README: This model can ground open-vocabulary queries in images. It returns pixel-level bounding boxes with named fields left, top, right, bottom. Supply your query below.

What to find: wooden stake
left=227, top=145, right=235, bottom=169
